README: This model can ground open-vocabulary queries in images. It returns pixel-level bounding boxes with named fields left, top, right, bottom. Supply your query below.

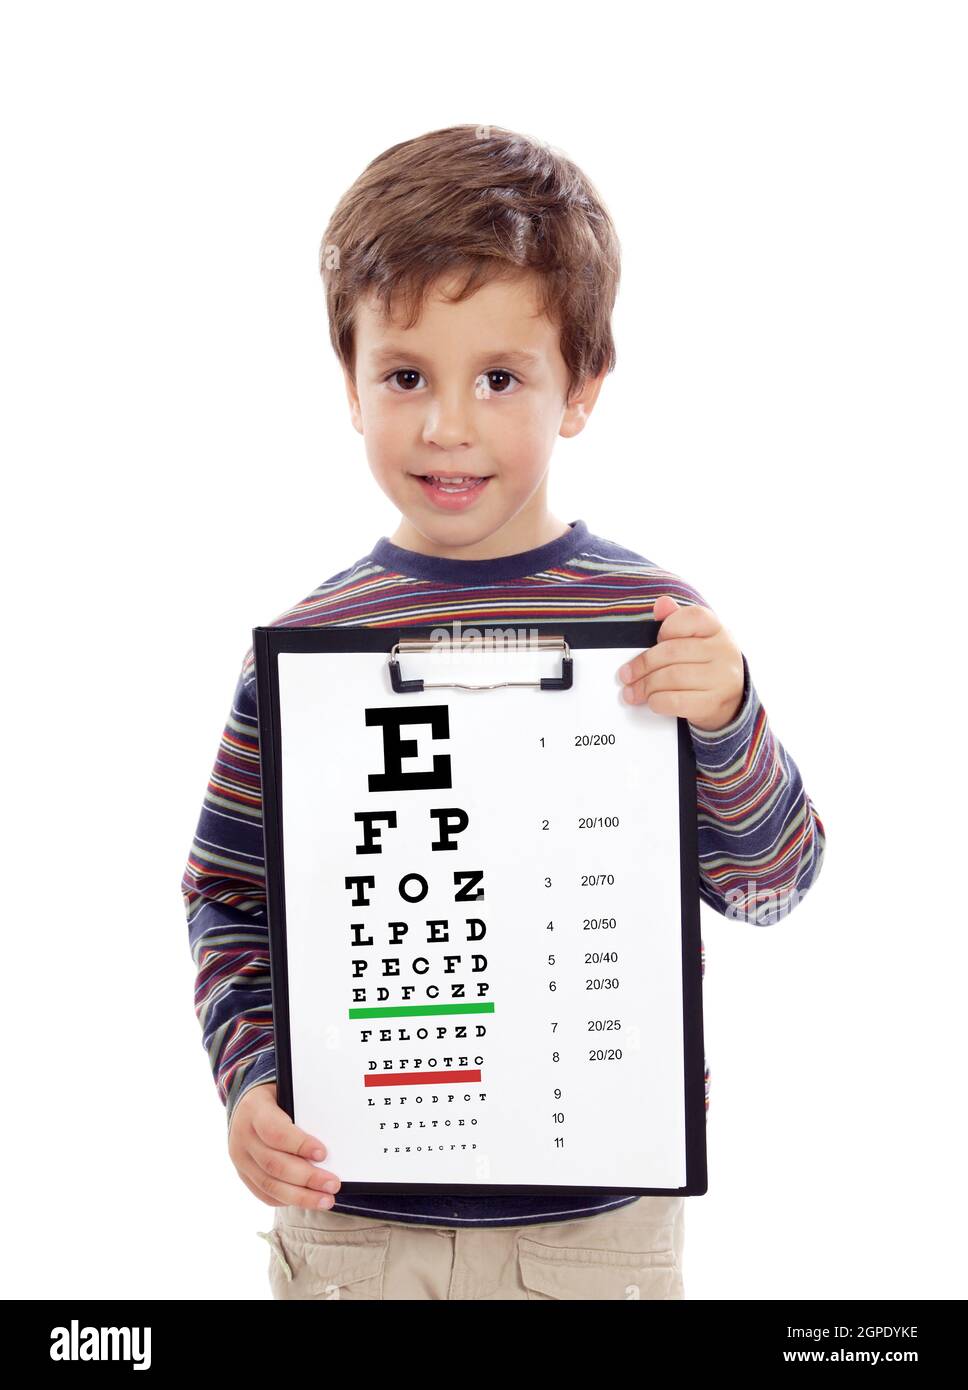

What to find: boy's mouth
left=413, top=473, right=491, bottom=492
left=411, top=473, right=493, bottom=509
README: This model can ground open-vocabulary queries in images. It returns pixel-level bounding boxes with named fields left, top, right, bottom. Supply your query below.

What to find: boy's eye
left=383, top=369, right=520, bottom=394
left=386, top=368, right=425, bottom=391
left=478, top=370, right=518, bottom=395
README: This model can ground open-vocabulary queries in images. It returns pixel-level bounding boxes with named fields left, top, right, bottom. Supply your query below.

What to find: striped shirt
left=181, top=518, right=825, bottom=1227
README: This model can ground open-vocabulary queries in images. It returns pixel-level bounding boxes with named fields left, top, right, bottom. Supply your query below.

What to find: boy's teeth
left=422, top=475, right=488, bottom=491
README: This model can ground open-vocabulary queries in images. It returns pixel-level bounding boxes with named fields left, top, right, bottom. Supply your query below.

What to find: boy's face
left=343, top=271, right=605, bottom=559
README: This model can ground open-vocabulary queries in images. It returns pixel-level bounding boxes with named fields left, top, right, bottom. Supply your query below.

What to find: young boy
left=181, top=123, right=825, bottom=1301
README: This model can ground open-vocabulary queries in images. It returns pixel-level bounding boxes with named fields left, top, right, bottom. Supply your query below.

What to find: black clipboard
left=254, top=620, right=707, bottom=1198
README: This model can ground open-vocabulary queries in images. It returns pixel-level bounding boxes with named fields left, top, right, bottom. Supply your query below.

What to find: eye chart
left=254, top=622, right=707, bottom=1199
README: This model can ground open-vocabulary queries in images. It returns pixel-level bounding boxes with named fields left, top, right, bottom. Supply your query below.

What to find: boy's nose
left=422, top=388, right=477, bottom=448
left=423, top=416, right=474, bottom=449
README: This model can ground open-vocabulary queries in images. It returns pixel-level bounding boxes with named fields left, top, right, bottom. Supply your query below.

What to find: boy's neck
left=387, top=509, right=572, bottom=563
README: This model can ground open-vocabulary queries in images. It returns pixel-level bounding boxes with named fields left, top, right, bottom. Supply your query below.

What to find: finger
left=252, top=1101, right=328, bottom=1163
left=618, top=638, right=713, bottom=685
left=643, top=663, right=719, bottom=695
left=655, top=600, right=720, bottom=642
left=651, top=594, right=679, bottom=622
left=245, top=1133, right=342, bottom=1197
left=623, top=664, right=717, bottom=704
left=239, top=1170, right=285, bottom=1207
left=644, top=689, right=720, bottom=720
left=242, top=1153, right=340, bottom=1210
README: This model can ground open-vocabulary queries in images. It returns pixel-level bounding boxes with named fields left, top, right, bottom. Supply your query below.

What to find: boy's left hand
left=617, top=594, right=746, bottom=733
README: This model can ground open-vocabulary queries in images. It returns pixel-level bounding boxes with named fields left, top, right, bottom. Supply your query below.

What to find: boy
left=181, top=124, right=825, bottom=1301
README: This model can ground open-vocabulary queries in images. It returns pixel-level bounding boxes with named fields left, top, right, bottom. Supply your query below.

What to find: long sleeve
left=180, top=648, right=277, bottom=1133
left=688, top=653, right=826, bottom=922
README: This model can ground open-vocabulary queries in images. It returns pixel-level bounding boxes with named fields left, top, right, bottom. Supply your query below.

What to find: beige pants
left=258, top=1195, right=685, bottom=1300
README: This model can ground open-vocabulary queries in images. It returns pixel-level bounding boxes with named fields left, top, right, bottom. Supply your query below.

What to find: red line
left=364, top=1069, right=481, bottom=1087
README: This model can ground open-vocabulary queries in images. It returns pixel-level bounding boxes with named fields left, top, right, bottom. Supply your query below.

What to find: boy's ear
left=343, top=366, right=364, bottom=434
left=560, top=368, right=607, bottom=439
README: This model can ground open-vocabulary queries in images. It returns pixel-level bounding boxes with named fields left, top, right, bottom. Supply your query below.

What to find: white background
left=2, top=0, right=964, bottom=1300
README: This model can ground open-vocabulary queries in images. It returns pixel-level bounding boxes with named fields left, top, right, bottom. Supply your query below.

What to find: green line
left=348, top=1003, right=496, bottom=1019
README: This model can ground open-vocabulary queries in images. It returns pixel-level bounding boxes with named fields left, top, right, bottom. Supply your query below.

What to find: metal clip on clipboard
left=388, top=634, right=574, bottom=693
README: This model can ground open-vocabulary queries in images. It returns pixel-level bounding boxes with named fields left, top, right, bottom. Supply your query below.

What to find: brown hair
left=319, top=124, right=621, bottom=402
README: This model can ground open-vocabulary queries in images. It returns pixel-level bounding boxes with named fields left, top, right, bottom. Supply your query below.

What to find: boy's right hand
left=227, top=1082, right=342, bottom=1210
